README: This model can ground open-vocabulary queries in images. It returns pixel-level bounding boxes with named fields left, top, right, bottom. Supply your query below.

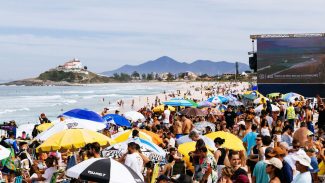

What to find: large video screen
left=257, top=37, right=325, bottom=84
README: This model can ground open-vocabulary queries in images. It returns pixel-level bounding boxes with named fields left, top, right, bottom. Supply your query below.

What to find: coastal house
left=63, top=59, right=83, bottom=69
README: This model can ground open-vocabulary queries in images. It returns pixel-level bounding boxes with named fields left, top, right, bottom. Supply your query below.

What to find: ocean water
left=0, top=83, right=178, bottom=125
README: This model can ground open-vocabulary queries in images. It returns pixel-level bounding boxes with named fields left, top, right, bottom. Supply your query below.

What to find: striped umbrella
left=163, top=98, right=198, bottom=107
left=111, top=129, right=162, bottom=145
left=66, top=158, right=144, bottom=183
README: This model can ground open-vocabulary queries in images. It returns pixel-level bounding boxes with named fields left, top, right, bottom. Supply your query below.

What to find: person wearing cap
left=252, top=147, right=273, bottom=183
left=264, top=157, right=284, bottom=183
left=267, top=146, right=293, bottom=183
left=292, top=153, right=313, bottom=183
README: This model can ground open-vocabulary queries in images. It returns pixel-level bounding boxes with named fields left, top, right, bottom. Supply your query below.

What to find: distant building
left=63, top=59, right=83, bottom=69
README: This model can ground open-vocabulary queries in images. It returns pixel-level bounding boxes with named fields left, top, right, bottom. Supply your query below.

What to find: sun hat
left=292, top=153, right=313, bottom=169
left=267, top=147, right=286, bottom=157
left=264, top=157, right=283, bottom=169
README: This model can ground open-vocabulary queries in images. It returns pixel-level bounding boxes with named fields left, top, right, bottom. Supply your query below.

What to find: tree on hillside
left=131, top=71, right=140, bottom=78
left=167, top=73, right=174, bottom=81
left=141, top=73, right=146, bottom=80
left=147, top=73, right=154, bottom=80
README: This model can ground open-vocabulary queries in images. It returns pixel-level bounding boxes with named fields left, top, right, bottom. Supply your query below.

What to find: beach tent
left=35, top=119, right=106, bottom=141
left=103, top=114, right=131, bottom=127
left=66, top=158, right=144, bottom=183
left=36, top=129, right=114, bottom=152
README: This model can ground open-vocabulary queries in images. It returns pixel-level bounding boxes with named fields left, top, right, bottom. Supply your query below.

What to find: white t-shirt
left=266, top=116, right=273, bottom=127
left=42, top=167, right=57, bottom=183
left=169, top=137, right=176, bottom=148
left=124, top=153, right=144, bottom=181
left=292, top=171, right=312, bottom=183
left=163, top=110, right=170, bottom=124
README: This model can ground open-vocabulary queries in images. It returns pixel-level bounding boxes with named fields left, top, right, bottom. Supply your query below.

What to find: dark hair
left=91, top=142, right=100, bottom=153
left=251, top=124, right=258, bottom=131
left=128, top=142, right=138, bottom=149
left=145, top=161, right=154, bottom=169
left=262, top=135, right=272, bottom=146
left=300, top=122, right=306, bottom=127
left=228, top=151, right=240, bottom=160
left=195, top=139, right=206, bottom=149
left=132, top=129, right=139, bottom=138
left=199, top=146, right=208, bottom=153
left=45, top=155, right=57, bottom=167
left=261, top=119, right=268, bottom=127
left=214, top=137, right=225, bottom=145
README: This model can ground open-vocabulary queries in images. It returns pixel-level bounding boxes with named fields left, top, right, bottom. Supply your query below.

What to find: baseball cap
left=267, top=147, right=286, bottom=157
left=156, top=175, right=170, bottom=181
left=293, top=153, right=313, bottom=169
left=264, top=157, right=283, bottom=169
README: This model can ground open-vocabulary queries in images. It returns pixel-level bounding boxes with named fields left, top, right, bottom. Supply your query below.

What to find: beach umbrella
left=36, top=129, right=114, bottom=152
left=217, top=104, right=227, bottom=112
left=266, top=92, right=281, bottom=98
left=228, top=100, right=243, bottom=106
left=194, top=121, right=216, bottom=133
left=282, top=92, right=302, bottom=102
left=180, top=108, right=206, bottom=117
left=253, top=97, right=269, bottom=105
left=205, top=131, right=245, bottom=151
left=201, top=108, right=223, bottom=116
left=102, top=138, right=166, bottom=162
left=242, top=91, right=264, bottom=100
left=66, top=158, right=144, bottom=183
left=62, top=108, right=105, bottom=123
left=35, top=119, right=106, bottom=141
left=152, top=105, right=176, bottom=113
left=111, top=129, right=161, bottom=145
left=178, top=142, right=215, bottom=172
left=36, top=123, right=54, bottom=132
left=207, top=96, right=228, bottom=104
left=139, top=130, right=163, bottom=145
left=197, top=101, right=215, bottom=108
left=176, top=135, right=216, bottom=148
left=123, top=111, right=145, bottom=122
left=163, top=98, right=198, bottom=107
left=225, top=94, right=238, bottom=102
left=254, top=104, right=280, bottom=113
left=103, top=114, right=131, bottom=127
left=0, top=145, right=11, bottom=160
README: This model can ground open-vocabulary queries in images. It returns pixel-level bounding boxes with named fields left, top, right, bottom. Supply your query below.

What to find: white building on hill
left=63, top=59, right=83, bottom=69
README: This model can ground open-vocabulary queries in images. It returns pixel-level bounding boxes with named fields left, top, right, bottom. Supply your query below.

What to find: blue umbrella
left=103, top=114, right=131, bottom=127
left=62, top=108, right=104, bottom=123
left=282, top=92, right=302, bottom=102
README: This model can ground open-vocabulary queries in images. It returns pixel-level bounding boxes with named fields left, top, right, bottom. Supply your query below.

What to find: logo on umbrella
left=88, top=170, right=106, bottom=177
left=67, top=122, right=78, bottom=129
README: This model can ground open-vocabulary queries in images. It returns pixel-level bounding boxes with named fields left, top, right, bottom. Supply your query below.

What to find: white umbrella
left=35, top=118, right=106, bottom=141
left=253, top=97, right=269, bottom=104
left=176, top=135, right=216, bottom=150
left=123, top=111, right=145, bottom=122
left=102, top=138, right=166, bottom=162
left=194, top=121, right=216, bottom=133
left=0, top=145, right=11, bottom=160
left=254, top=104, right=280, bottom=113
left=66, top=158, right=144, bottom=183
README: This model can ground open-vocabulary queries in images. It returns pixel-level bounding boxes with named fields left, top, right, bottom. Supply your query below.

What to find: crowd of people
left=0, top=85, right=324, bottom=183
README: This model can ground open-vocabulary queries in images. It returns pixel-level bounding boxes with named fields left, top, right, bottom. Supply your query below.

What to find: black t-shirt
left=318, top=109, right=325, bottom=125
left=224, top=111, right=237, bottom=126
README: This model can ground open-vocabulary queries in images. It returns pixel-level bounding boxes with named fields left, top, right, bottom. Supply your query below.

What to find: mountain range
left=102, top=56, right=250, bottom=76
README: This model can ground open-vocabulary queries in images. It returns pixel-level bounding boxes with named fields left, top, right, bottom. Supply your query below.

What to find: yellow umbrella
left=178, top=142, right=215, bottom=172
left=152, top=105, right=175, bottom=113
left=36, top=129, right=115, bottom=152
left=205, top=131, right=245, bottom=151
left=36, top=123, right=54, bottom=132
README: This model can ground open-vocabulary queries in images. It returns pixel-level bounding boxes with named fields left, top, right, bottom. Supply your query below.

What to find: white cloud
left=0, top=0, right=325, bottom=80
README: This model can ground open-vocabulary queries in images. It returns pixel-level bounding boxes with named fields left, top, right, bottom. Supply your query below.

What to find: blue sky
left=0, top=0, right=325, bottom=80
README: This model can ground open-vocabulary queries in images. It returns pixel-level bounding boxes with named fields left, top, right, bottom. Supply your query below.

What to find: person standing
left=292, top=153, right=313, bottom=183
left=264, top=157, right=284, bottom=183
left=122, top=142, right=144, bottom=181
left=163, top=106, right=170, bottom=127
left=224, top=106, right=237, bottom=129
left=242, top=124, right=258, bottom=155
left=286, top=102, right=296, bottom=129
left=182, top=115, right=193, bottom=135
